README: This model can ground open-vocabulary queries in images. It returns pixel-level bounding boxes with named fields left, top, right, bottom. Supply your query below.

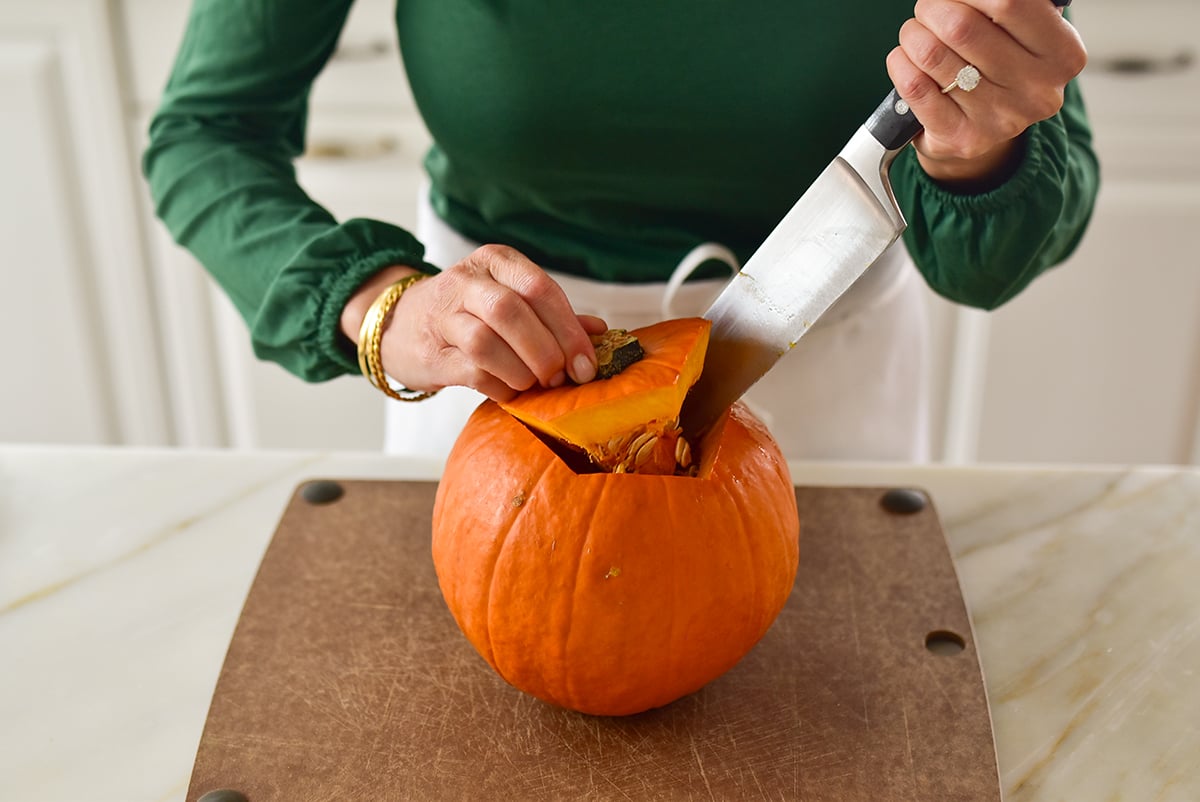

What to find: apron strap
left=661, top=242, right=739, bottom=320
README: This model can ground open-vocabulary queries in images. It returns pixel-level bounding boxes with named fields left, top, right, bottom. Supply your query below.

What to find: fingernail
left=548, top=371, right=566, bottom=388
left=572, top=354, right=596, bottom=384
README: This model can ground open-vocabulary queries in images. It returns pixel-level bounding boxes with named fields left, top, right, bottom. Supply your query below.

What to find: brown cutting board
left=187, top=482, right=999, bottom=802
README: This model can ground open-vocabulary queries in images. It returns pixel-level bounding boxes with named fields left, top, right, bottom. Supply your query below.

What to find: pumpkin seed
left=633, top=435, right=659, bottom=468
left=606, top=433, right=630, bottom=454
left=675, top=436, right=692, bottom=469
left=627, top=431, right=656, bottom=456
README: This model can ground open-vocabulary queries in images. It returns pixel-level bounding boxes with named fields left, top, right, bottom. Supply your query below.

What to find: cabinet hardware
left=330, top=39, right=393, bottom=63
left=304, top=136, right=401, bottom=160
left=1090, top=49, right=1195, bottom=77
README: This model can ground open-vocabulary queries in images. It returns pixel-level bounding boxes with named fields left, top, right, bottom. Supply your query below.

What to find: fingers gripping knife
left=679, top=0, right=1073, bottom=438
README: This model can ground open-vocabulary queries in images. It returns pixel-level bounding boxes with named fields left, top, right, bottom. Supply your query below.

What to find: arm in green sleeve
left=891, top=78, right=1100, bottom=310
left=143, top=0, right=436, bottom=382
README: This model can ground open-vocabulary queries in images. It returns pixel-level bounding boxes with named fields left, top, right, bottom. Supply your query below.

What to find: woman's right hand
left=342, top=245, right=606, bottom=403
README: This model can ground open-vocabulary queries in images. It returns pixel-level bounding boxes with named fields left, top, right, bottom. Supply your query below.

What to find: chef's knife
left=679, top=0, right=1071, bottom=438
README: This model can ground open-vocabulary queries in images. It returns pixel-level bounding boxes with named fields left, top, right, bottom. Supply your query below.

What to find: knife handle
left=867, top=0, right=1073, bottom=151
left=866, top=90, right=924, bottom=153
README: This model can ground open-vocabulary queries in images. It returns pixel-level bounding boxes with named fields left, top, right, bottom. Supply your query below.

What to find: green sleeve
left=142, top=0, right=437, bottom=382
left=890, top=78, right=1100, bottom=310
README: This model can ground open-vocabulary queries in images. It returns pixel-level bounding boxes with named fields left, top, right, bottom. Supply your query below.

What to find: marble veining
left=2, top=448, right=1198, bottom=801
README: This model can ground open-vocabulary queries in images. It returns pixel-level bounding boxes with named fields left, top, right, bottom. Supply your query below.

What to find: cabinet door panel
left=944, top=0, right=1200, bottom=466
left=977, top=183, right=1200, bottom=465
left=0, top=42, right=115, bottom=443
left=2, top=0, right=169, bottom=446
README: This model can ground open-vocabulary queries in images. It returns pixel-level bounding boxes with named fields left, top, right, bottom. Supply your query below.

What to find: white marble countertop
left=2, top=445, right=1198, bottom=801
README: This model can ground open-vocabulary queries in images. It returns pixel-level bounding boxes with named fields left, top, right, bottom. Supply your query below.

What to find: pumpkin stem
left=590, top=329, right=644, bottom=380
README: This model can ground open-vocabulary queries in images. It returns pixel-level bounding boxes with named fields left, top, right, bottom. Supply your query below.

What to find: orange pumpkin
left=431, top=319, right=799, bottom=716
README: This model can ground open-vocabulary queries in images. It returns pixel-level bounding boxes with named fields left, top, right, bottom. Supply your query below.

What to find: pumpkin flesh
left=500, top=318, right=709, bottom=474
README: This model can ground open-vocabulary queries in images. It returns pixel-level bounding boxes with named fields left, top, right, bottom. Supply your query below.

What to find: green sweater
left=144, top=1, right=1099, bottom=382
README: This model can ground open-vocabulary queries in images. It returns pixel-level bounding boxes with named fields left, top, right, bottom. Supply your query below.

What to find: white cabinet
left=3, top=0, right=1197, bottom=464
left=0, top=0, right=168, bottom=446
left=121, top=0, right=430, bottom=449
left=945, top=0, right=1200, bottom=465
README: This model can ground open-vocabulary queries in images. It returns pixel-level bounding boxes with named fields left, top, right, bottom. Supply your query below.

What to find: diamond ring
left=942, top=64, right=982, bottom=94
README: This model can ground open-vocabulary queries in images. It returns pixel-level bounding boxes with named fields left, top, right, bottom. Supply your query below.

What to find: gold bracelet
left=356, top=273, right=438, bottom=402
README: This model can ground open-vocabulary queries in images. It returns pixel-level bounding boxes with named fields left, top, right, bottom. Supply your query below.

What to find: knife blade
left=679, top=0, right=1071, bottom=438
left=678, top=91, right=921, bottom=437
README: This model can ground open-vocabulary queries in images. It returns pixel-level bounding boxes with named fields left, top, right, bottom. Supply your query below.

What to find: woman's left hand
left=886, top=0, right=1087, bottom=189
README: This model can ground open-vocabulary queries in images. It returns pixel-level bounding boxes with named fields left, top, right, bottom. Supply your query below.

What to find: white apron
left=383, top=186, right=931, bottom=462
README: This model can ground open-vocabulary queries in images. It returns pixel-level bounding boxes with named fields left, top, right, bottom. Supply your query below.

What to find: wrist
left=340, top=265, right=422, bottom=345
left=915, top=135, right=1027, bottom=195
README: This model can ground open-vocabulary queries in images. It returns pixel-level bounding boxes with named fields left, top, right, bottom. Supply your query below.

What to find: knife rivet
left=880, top=488, right=927, bottom=514
left=894, top=99, right=910, bottom=116
left=301, top=479, right=344, bottom=505
left=197, top=791, right=249, bottom=802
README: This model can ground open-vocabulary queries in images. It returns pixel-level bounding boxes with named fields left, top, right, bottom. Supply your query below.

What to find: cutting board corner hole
left=299, top=479, right=345, bottom=505
left=925, top=629, right=967, bottom=656
left=879, top=487, right=929, bottom=514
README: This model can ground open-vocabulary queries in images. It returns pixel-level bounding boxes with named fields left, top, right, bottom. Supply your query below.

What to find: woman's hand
left=341, top=245, right=606, bottom=403
left=886, top=0, right=1087, bottom=189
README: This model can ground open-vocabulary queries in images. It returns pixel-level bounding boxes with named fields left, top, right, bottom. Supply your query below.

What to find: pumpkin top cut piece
left=500, top=317, right=711, bottom=453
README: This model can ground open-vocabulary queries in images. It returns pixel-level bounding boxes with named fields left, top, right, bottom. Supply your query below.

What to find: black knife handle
left=866, top=89, right=924, bottom=152
left=866, top=0, right=1073, bottom=151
